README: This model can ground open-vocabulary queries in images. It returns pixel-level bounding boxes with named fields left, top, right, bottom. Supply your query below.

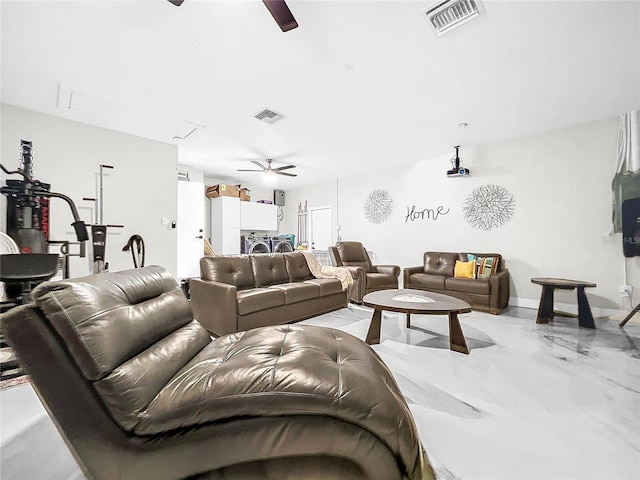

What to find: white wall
left=1, top=104, right=178, bottom=277
left=282, top=116, right=639, bottom=314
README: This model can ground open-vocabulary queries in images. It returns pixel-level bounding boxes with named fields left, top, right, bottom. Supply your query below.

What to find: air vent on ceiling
left=424, top=0, right=481, bottom=36
left=255, top=108, right=285, bottom=124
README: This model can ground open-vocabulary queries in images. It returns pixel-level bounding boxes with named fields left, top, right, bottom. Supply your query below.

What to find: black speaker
left=622, top=198, right=640, bottom=257
left=274, top=189, right=285, bottom=206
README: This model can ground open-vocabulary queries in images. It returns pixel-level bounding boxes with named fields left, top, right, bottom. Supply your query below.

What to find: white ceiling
left=2, top=0, right=639, bottom=189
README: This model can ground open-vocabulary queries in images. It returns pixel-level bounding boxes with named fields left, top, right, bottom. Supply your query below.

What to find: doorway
left=308, top=205, right=332, bottom=251
left=177, top=181, right=204, bottom=279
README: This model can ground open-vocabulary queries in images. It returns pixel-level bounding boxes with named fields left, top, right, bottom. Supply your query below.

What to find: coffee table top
left=531, top=278, right=596, bottom=288
left=363, top=289, right=471, bottom=315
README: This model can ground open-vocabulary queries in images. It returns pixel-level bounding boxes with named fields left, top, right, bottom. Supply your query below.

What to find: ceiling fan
left=167, top=0, right=298, bottom=32
left=238, top=159, right=297, bottom=177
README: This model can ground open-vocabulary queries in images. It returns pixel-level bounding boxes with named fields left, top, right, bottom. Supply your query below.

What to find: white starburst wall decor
left=364, top=189, right=394, bottom=224
left=463, top=184, right=515, bottom=231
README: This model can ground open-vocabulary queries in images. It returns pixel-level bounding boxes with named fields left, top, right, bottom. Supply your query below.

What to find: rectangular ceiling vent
left=424, top=0, right=481, bottom=36
left=255, top=108, right=285, bottom=124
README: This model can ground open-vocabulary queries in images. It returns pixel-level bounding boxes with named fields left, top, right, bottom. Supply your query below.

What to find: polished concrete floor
left=1, top=305, right=638, bottom=479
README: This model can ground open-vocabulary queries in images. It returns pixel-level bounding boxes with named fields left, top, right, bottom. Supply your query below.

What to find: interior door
left=177, top=181, right=204, bottom=279
left=309, top=205, right=332, bottom=251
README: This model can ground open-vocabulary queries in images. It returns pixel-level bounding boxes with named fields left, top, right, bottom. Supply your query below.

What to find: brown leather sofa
left=404, top=252, right=510, bottom=314
left=2, top=266, right=435, bottom=480
left=329, top=241, right=400, bottom=304
left=190, top=252, right=348, bottom=336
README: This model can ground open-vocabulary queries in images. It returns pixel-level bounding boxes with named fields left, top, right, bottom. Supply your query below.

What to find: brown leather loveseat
left=404, top=251, right=510, bottom=314
left=190, top=252, right=348, bottom=336
left=2, top=266, right=435, bottom=480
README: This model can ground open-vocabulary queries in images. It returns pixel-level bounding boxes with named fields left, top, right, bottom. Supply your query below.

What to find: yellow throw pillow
left=454, top=260, right=476, bottom=279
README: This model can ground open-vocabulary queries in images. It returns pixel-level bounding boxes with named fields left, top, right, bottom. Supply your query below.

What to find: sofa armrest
left=373, top=265, right=400, bottom=277
left=403, top=266, right=423, bottom=287
left=341, top=265, right=366, bottom=303
left=489, top=269, right=510, bottom=313
left=189, top=279, right=238, bottom=336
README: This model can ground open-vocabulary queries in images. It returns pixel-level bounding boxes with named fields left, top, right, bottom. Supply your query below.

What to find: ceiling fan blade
left=262, top=0, right=298, bottom=32
left=275, top=171, right=297, bottom=177
left=167, top=0, right=185, bottom=6
left=237, top=169, right=264, bottom=172
left=251, top=160, right=266, bottom=170
left=273, top=165, right=296, bottom=171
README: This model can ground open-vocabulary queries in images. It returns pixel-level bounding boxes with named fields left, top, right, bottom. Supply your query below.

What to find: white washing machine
left=270, top=236, right=294, bottom=253
left=241, top=235, right=271, bottom=254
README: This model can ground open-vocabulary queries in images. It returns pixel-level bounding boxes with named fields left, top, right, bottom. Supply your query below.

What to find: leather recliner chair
left=329, top=241, right=400, bottom=304
left=1, top=266, right=434, bottom=480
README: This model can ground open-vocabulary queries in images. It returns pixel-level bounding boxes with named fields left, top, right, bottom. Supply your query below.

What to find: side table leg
left=536, top=286, right=555, bottom=324
left=576, top=287, right=596, bottom=329
left=448, top=312, right=469, bottom=355
left=406, top=313, right=411, bottom=329
left=366, top=308, right=382, bottom=345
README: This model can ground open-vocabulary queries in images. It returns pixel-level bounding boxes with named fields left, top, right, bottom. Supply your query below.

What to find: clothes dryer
left=270, top=235, right=294, bottom=253
left=241, top=235, right=271, bottom=254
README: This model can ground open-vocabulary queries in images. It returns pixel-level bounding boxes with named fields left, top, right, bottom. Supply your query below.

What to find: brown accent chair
left=1, top=266, right=434, bottom=480
left=329, top=241, right=400, bottom=304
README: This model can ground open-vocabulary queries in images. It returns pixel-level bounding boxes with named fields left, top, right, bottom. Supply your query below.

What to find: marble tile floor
left=1, top=305, right=638, bottom=480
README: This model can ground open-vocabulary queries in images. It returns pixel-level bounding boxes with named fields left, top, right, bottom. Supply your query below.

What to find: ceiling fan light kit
left=237, top=159, right=297, bottom=177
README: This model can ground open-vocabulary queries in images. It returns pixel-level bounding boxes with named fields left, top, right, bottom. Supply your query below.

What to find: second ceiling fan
left=238, top=159, right=297, bottom=177
left=167, top=0, right=298, bottom=32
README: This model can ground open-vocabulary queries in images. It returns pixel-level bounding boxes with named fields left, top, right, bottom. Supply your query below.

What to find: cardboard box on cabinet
left=239, top=188, right=251, bottom=202
left=206, top=184, right=240, bottom=199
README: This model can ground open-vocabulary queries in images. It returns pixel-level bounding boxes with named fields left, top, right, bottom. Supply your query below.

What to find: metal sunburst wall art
left=463, top=184, right=515, bottom=231
left=364, top=189, right=394, bottom=224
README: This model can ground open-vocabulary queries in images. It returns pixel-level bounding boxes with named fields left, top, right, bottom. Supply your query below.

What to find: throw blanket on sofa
left=301, top=250, right=353, bottom=291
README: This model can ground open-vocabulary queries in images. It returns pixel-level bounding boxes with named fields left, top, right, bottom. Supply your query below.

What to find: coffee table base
left=366, top=309, right=469, bottom=355
left=365, top=309, right=383, bottom=345
left=448, top=312, right=470, bottom=354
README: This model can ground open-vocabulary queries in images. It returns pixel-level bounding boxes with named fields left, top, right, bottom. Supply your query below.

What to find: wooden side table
left=531, top=278, right=597, bottom=329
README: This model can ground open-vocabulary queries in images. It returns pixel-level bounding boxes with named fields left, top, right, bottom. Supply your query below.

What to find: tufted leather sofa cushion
left=423, top=252, right=459, bottom=276
left=237, top=288, right=285, bottom=315
left=270, top=282, right=320, bottom=304
left=201, top=256, right=255, bottom=290
left=335, top=242, right=372, bottom=272
left=445, top=277, right=490, bottom=294
left=31, top=266, right=212, bottom=430
left=136, top=324, right=423, bottom=478
left=251, top=254, right=289, bottom=287
left=284, top=251, right=314, bottom=281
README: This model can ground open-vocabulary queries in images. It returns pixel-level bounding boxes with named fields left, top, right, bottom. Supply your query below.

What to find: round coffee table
left=362, top=289, right=472, bottom=354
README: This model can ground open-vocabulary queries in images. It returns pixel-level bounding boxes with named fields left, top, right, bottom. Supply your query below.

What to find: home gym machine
left=0, top=139, right=89, bottom=303
left=1, top=139, right=89, bottom=381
